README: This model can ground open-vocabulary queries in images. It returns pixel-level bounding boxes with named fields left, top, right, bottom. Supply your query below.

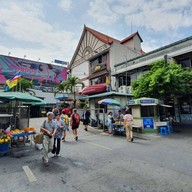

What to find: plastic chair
left=160, top=127, right=168, bottom=135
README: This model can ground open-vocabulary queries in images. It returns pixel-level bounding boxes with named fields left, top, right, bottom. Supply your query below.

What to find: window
left=141, top=106, right=155, bottom=117
left=90, top=75, right=106, bottom=85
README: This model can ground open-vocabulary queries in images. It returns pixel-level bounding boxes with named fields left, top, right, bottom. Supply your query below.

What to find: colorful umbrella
left=98, top=98, right=121, bottom=107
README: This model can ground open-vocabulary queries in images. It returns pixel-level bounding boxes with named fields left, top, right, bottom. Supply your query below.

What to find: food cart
left=128, top=97, right=172, bottom=132
left=0, top=92, right=44, bottom=152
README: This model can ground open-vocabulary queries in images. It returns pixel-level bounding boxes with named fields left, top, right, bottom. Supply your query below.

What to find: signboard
left=140, top=99, right=155, bottom=104
left=54, top=60, right=68, bottom=65
left=0, top=55, right=67, bottom=87
left=143, top=117, right=154, bottom=129
left=128, top=100, right=135, bottom=104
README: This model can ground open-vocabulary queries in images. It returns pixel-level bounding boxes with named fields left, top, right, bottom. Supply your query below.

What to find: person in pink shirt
left=123, top=110, right=134, bottom=142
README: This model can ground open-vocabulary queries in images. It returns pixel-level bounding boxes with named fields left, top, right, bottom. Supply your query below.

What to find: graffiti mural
left=0, top=55, right=67, bottom=88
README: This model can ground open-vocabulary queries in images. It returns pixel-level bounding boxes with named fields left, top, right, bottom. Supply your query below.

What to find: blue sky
left=0, top=0, right=192, bottom=63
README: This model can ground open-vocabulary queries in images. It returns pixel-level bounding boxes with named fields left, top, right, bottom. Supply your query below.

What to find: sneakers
left=52, top=153, right=56, bottom=157
left=42, top=157, right=49, bottom=166
left=75, top=136, right=78, bottom=141
left=84, top=128, right=88, bottom=131
left=56, top=154, right=60, bottom=157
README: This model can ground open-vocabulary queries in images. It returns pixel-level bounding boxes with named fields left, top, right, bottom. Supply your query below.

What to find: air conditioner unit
left=127, top=86, right=132, bottom=94
left=119, top=86, right=127, bottom=94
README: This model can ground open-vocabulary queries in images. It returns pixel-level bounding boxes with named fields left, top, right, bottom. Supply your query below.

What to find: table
left=12, top=132, right=36, bottom=146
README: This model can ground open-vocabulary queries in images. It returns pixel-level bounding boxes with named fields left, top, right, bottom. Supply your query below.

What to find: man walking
left=123, top=110, right=134, bottom=142
left=70, top=109, right=80, bottom=141
left=82, top=109, right=90, bottom=131
left=40, top=112, right=56, bottom=166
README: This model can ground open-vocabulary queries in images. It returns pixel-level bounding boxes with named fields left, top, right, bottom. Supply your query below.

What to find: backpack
left=53, top=108, right=58, bottom=115
left=72, top=114, right=80, bottom=125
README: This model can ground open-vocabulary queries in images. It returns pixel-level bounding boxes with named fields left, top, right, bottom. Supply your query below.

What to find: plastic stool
left=160, top=127, right=168, bottom=135
left=167, top=125, right=173, bottom=133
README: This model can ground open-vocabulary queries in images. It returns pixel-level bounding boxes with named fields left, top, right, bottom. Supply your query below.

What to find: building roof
left=79, top=91, right=133, bottom=99
left=85, top=26, right=120, bottom=44
left=120, top=31, right=143, bottom=44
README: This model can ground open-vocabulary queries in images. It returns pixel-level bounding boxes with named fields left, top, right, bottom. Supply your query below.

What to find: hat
left=47, top=112, right=53, bottom=117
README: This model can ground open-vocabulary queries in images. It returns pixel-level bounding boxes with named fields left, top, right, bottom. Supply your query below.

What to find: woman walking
left=52, top=113, right=64, bottom=156
left=61, top=111, right=69, bottom=141
left=107, top=111, right=114, bottom=134
left=123, top=110, right=134, bottom=142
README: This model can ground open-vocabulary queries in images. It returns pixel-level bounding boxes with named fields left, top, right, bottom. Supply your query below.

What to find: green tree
left=132, top=60, right=192, bottom=99
left=55, top=76, right=84, bottom=108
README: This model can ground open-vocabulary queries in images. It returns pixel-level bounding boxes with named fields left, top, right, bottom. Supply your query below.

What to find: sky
left=0, top=0, right=192, bottom=64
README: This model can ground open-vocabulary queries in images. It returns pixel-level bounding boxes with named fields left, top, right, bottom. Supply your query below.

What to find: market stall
left=128, top=97, right=172, bottom=132
left=0, top=92, right=44, bottom=154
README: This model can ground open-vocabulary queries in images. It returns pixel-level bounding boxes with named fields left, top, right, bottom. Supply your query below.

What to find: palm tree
left=55, top=76, right=84, bottom=108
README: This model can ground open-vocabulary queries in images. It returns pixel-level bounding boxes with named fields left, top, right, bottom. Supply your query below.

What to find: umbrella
left=0, top=92, right=44, bottom=102
left=98, top=98, right=121, bottom=107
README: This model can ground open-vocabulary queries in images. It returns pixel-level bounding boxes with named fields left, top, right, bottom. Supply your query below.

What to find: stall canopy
left=0, top=92, right=44, bottom=103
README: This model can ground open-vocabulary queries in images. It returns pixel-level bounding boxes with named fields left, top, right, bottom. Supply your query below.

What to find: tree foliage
left=55, top=76, right=84, bottom=108
left=132, top=60, right=192, bottom=99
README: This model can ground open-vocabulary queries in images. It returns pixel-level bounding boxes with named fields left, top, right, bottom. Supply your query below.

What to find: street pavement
left=0, top=117, right=192, bottom=192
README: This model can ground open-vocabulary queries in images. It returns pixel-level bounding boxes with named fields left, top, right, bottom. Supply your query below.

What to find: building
left=69, top=25, right=144, bottom=93
left=113, top=36, right=192, bottom=125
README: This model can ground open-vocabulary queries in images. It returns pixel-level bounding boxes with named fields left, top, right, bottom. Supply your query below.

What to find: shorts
left=83, top=119, right=89, bottom=125
left=71, top=125, right=79, bottom=130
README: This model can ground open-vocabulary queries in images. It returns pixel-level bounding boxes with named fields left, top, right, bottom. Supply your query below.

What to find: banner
left=0, top=55, right=67, bottom=88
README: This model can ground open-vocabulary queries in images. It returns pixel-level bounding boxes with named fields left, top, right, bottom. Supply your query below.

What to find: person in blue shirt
left=52, top=113, right=64, bottom=157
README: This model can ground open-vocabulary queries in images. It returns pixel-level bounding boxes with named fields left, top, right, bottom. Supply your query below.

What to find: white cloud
left=88, top=0, right=192, bottom=32
left=88, top=0, right=118, bottom=25
left=0, top=1, right=77, bottom=62
left=59, top=0, right=72, bottom=12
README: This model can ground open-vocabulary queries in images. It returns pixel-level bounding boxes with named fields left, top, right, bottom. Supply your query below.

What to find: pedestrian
left=40, top=112, right=56, bottom=166
left=82, top=109, right=90, bottom=131
left=70, top=109, right=80, bottom=141
left=107, top=111, right=114, bottom=134
left=123, top=110, right=134, bottom=142
left=52, top=105, right=59, bottom=120
left=61, top=111, right=69, bottom=141
left=52, top=113, right=64, bottom=156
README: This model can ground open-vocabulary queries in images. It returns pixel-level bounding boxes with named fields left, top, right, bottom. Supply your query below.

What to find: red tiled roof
left=85, top=26, right=120, bottom=44
left=121, top=32, right=143, bottom=44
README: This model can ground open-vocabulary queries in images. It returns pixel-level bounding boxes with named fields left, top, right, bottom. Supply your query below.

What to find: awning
left=159, top=104, right=173, bottom=108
